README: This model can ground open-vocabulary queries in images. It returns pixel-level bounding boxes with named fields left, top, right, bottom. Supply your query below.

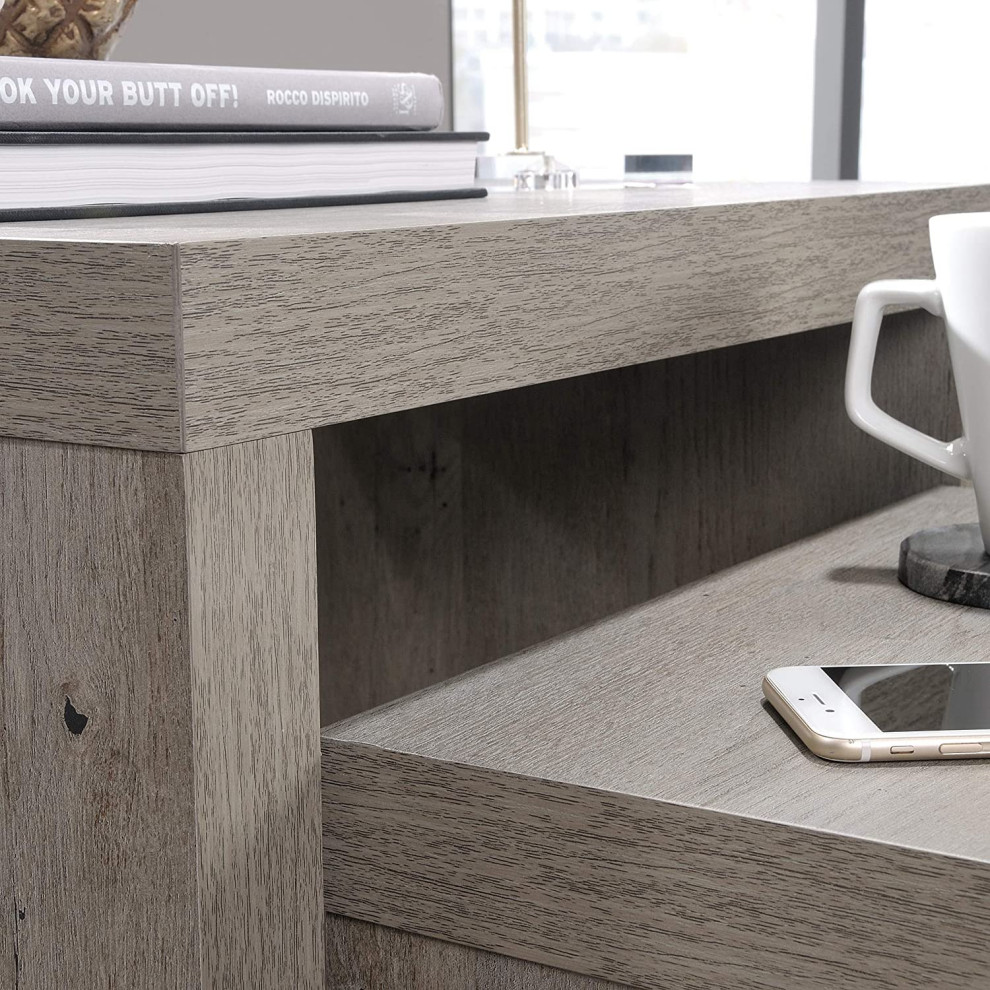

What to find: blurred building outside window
left=453, top=0, right=818, bottom=182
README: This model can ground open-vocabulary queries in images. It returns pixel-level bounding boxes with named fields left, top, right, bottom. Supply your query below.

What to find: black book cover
left=0, top=187, right=487, bottom=223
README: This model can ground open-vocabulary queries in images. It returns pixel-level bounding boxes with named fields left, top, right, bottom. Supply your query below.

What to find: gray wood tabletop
left=0, top=180, right=981, bottom=243
left=322, top=485, right=990, bottom=990
left=3, top=182, right=988, bottom=451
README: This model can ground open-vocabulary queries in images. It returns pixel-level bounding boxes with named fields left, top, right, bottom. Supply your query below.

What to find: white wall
left=113, top=0, right=453, bottom=126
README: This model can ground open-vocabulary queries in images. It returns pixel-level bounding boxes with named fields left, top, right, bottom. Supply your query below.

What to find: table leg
left=0, top=432, right=323, bottom=989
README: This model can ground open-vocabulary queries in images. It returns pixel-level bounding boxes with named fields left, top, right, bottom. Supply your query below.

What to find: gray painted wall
left=113, top=0, right=453, bottom=127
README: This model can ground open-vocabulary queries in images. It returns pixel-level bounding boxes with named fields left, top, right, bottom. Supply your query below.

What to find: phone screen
left=824, top=664, right=990, bottom=732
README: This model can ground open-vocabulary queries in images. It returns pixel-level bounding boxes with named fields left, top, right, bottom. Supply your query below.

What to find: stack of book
left=0, top=57, right=487, bottom=220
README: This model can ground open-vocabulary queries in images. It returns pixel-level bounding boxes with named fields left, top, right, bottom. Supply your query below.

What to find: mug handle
left=845, top=278, right=970, bottom=480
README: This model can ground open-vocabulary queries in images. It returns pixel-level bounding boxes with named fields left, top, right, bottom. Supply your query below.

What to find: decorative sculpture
left=0, top=0, right=138, bottom=60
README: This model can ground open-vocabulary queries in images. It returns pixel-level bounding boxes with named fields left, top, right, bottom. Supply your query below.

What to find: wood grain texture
left=315, top=311, right=959, bottom=723
left=326, top=914, right=632, bottom=990
left=322, top=486, right=990, bottom=990
left=0, top=705, right=13, bottom=988
left=0, top=435, right=324, bottom=989
left=0, top=439, right=197, bottom=987
left=177, top=184, right=990, bottom=449
left=324, top=744, right=990, bottom=990
left=184, top=432, right=324, bottom=989
left=315, top=403, right=466, bottom=722
left=1, top=183, right=987, bottom=451
left=0, top=240, right=182, bottom=450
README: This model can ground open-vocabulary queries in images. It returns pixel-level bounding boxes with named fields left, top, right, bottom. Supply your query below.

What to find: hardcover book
left=0, top=55, right=445, bottom=131
left=0, top=130, right=487, bottom=221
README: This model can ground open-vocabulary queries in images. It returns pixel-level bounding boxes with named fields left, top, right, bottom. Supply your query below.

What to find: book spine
left=0, top=57, right=444, bottom=130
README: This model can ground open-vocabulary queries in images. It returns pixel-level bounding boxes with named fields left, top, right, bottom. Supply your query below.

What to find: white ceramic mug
left=846, top=212, right=990, bottom=548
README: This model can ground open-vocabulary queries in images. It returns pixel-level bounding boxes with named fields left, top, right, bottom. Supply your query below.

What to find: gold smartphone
left=763, top=663, right=990, bottom=762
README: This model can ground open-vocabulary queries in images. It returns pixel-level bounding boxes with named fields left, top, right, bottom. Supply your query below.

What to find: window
left=860, top=0, right=990, bottom=182
left=453, top=0, right=818, bottom=181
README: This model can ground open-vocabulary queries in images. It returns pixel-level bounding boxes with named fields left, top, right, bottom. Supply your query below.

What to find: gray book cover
left=0, top=56, right=444, bottom=130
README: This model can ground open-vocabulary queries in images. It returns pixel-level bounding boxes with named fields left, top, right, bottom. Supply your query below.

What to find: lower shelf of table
left=321, top=485, right=990, bottom=990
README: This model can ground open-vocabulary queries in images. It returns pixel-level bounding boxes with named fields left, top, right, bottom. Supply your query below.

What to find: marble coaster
left=898, top=523, right=990, bottom=608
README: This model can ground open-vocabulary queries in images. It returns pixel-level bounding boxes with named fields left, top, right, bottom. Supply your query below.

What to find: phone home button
left=889, top=745, right=915, bottom=755
left=939, top=742, right=983, bottom=755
